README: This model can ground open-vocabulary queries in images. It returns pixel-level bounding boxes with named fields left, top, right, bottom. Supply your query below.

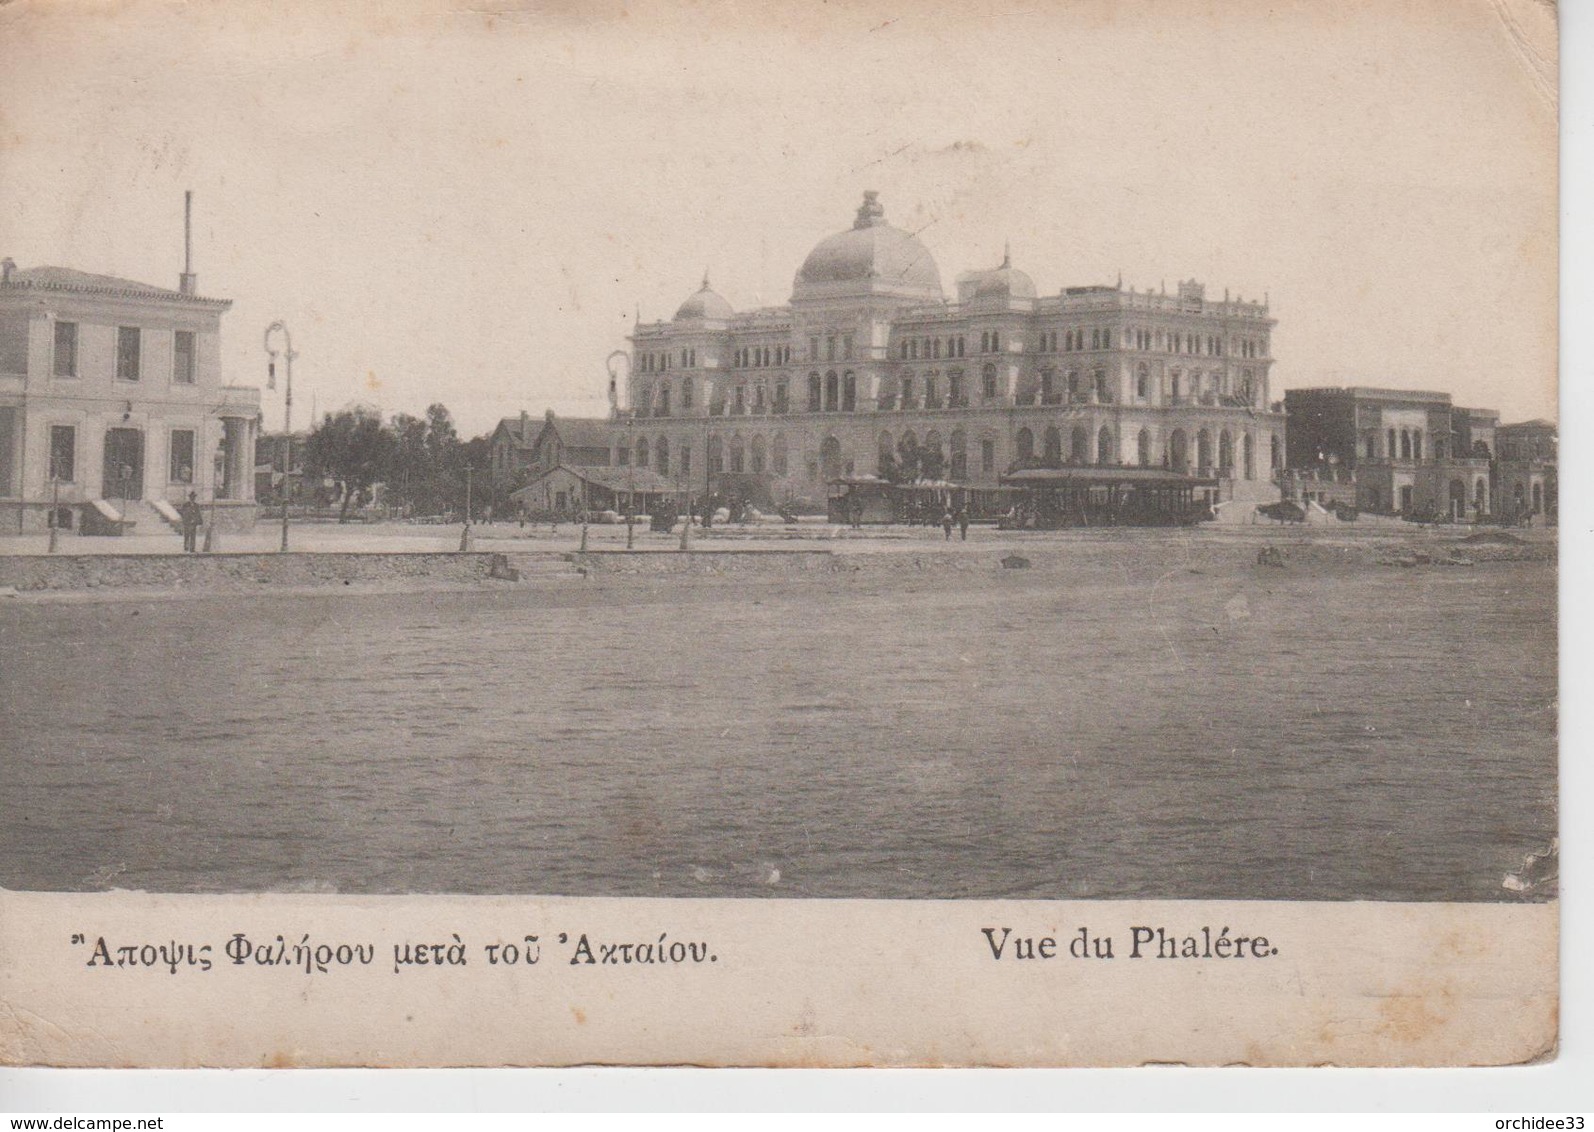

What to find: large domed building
left=507, top=192, right=1286, bottom=521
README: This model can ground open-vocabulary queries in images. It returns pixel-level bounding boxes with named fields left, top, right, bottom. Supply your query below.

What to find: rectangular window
left=981, top=439, right=995, bottom=474
left=682, top=382, right=694, bottom=410
left=826, top=336, right=837, bottom=362
left=116, top=326, right=141, bottom=381
left=842, top=333, right=854, bottom=361
left=809, top=336, right=819, bottom=362
left=53, top=322, right=78, bottom=377
left=173, top=330, right=196, bottom=384
left=169, top=429, right=196, bottom=484
left=616, top=447, right=630, bottom=466
left=681, top=446, right=691, bottom=477
left=49, top=424, right=76, bottom=481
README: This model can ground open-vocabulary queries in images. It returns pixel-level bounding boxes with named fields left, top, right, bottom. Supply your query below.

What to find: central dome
left=793, top=192, right=942, bottom=302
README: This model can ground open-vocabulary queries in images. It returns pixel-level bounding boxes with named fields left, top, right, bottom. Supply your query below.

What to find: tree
left=383, top=412, right=429, bottom=515
left=304, top=407, right=394, bottom=522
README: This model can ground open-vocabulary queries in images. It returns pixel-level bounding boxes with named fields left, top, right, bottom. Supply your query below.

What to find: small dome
left=972, top=249, right=1036, bottom=301
left=675, top=273, right=733, bottom=321
left=793, top=192, right=942, bottom=300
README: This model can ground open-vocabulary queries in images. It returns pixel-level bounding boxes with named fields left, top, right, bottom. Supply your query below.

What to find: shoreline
left=0, top=526, right=1555, bottom=605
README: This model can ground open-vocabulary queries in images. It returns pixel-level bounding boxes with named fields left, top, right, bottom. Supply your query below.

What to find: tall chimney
left=179, top=190, right=197, bottom=295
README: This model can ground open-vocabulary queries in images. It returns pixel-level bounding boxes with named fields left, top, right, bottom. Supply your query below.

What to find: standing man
left=941, top=508, right=954, bottom=541
left=179, top=491, right=203, bottom=553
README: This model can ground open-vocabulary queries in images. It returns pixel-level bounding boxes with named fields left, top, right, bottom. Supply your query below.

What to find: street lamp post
left=46, top=475, right=59, bottom=553
left=263, top=321, right=296, bottom=553
left=607, top=350, right=634, bottom=551
left=460, top=465, right=474, bottom=552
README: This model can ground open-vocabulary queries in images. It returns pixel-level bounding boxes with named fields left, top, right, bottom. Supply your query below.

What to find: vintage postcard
left=0, top=0, right=1559, bottom=1068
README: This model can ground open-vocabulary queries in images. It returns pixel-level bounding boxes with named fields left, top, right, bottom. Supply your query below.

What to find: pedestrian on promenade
left=179, top=491, right=203, bottom=553
left=958, top=509, right=969, bottom=541
left=942, top=509, right=954, bottom=540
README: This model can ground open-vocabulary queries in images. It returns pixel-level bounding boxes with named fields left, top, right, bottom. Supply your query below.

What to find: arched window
left=1070, top=426, right=1089, bottom=465
left=1094, top=368, right=1109, bottom=403
left=901, top=371, right=915, bottom=408
left=824, top=370, right=839, bottom=412
left=808, top=372, right=822, bottom=412
left=658, top=383, right=671, bottom=417
left=772, top=433, right=788, bottom=476
left=1169, top=429, right=1189, bottom=471
left=1243, top=433, right=1255, bottom=480
left=1387, top=428, right=1397, bottom=459
left=656, top=436, right=670, bottom=475
left=1412, top=430, right=1422, bottom=461
left=949, top=428, right=967, bottom=480
left=1137, top=428, right=1152, bottom=466
left=1044, top=426, right=1062, bottom=465
left=636, top=437, right=649, bottom=468
left=1365, top=434, right=1377, bottom=460
left=1039, top=366, right=1054, bottom=403
left=1218, top=430, right=1234, bottom=472
left=1197, top=429, right=1213, bottom=472
left=729, top=437, right=745, bottom=474
left=1400, top=430, right=1412, bottom=460
left=1097, top=426, right=1113, bottom=465
left=820, top=436, right=843, bottom=481
left=877, top=431, right=893, bottom=474
left=708, top=435, right=724, bottom=474
left=842, top=371, right=857, bottom=411
left=750, top=435, right=766, bottom=474
left=1016, top=427, right=1034, bottom=462
left=1271, top=435, right=1282, bottom=469
left=1170, top=369, right=1182, bottom=402
left=1136, top=363, right=1149, bottom=399
left=1474, top=478, right=1488, bottom=513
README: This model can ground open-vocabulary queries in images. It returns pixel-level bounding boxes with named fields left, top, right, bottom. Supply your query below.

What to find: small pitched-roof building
left=489, top=409, right=617, bottom=488
left=510, top=462, right=675, bottom=518
left=0, top=251, right=261, bottom=534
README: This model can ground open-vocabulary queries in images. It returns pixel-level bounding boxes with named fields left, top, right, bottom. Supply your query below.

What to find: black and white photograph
left=0, top=0, right=1561, bottom=1074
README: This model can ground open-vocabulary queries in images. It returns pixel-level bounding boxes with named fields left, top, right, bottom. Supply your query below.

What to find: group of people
left=940, top=508, right=971, bottom=541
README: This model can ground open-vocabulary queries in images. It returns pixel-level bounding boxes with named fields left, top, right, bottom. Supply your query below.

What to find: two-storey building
left=0, top=256, right=260, bottom=534
left=1283, top=386, right=1495, bottom=518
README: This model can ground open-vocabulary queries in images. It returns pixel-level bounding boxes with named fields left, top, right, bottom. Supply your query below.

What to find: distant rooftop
left=0, top=264, right=230, bottom=307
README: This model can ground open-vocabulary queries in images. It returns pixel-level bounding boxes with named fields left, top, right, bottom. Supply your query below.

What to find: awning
left=1001, top=467, right=1219, bottom=488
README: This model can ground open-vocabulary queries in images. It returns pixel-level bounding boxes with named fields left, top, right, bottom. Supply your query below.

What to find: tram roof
left=1000, top=467, right=1220, bottom=487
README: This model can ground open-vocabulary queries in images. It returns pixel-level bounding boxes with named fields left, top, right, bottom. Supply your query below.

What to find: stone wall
left=0, top=551, right=497, bottom=591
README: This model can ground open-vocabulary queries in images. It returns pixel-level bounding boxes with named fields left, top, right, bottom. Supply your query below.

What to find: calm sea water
left=0, top=542, right=1557, bottom=900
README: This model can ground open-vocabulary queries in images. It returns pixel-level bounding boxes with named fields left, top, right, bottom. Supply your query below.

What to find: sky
left=0, top=0, right=1559, bottom=437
